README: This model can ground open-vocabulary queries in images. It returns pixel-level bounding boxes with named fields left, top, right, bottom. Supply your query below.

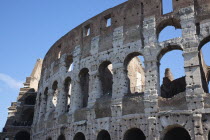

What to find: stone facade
left=0, top=59, right=42, bottom=140
left=2, top=0, right=210, bottom=139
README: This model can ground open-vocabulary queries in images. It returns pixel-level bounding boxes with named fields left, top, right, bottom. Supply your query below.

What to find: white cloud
left=0, top=73, right=23, bottom=89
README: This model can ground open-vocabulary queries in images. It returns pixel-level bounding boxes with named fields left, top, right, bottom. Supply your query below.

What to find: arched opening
left=158, top=46, right=186, bottom=98
left=208, top=131, right=210, bottom=140
left=99, top=61, right=113, bottom=96
left=15, top=131, right=30, bottom=140
left=163, top=127, right=191, bottom=140
left=64, top=77, right=72, bottom=112
left=79, top=68, right=89, bottom=108
left=52, top=81, right=58, bottom=107
left=124, top=52, right=145, bottom=94
left=43, top=87, right=48, bottom=114
left=58, top=134, right=65, bottom=140
left=24, top=95, right=36, bottom=105
left=162, top=0, right=173, bottom=14
left=97, top=130, right=111, bottom=140
left=65, top=55, right=74, bottom=72
left=21, top=108, right=34, bottom=126
left=47, top=137, right=52, bottom=140
left=73, top=132, right=86, bottom=140
left=198, top=38, right=210, bottom=93
left=157, top=18, right=182, bottom=42
left=123, top=128, right=146, bottom=140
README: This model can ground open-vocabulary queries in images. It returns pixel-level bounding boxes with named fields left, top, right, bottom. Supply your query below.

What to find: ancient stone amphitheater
left=2, top=0, right=210, bottom=139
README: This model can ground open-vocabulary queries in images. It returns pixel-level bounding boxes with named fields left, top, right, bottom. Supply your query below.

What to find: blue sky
left=0, top=0, right=209, bottom=131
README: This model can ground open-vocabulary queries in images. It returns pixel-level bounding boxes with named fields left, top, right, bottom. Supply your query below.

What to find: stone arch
left=52, top=81, right=58, bottom=106
left=15, top=131, right=30, bottom=140
left=198, top=35, right=210, bottom=93
left=162, top=126, right=191, bottom=140
left=58, top=134, right=66, bottom=140
left=24, top=95, right=36, bottom=105
left=73, top=132, right=86, bottom=140
left=65, top=55, right=74, bottom=72
left=99, top=61, right=113, bottom=96
left=79, top=68, right=90, bottom=108
left=64, top=77, right=72, bottom=112
left=21, top=108, right=34, bottom=125
left=123, top=128, right=146, bottom=140
left=157, top=45, right=186, bottom=98
left=124, top=52, right=145, bottom=94
left=97, top=130, right=111, bottom=140
left=156, top=18, right=182, bottom=42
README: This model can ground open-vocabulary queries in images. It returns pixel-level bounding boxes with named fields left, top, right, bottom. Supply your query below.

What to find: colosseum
left=1, top=0, right=210, bottom=139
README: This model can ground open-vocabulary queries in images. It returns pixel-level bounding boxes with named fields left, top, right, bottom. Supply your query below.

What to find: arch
left=47, top=137, right=52, bottom=140
left=73, top=132, right=86, bottom=140
left=123, top=128, right=146, bottom=140
left=156, top=18, right=182, bottom=41
left=163, top=127, right=191, bottom=140
left=58, top=134, right=66, bottom=140
left=97, top=130, right=111, bottom=140
left=79, top=68, right=90, bottom=108
left=24, top=95, right=36, bottom=105
left=15, top=131, right=30, bottom=140
left=99, top=61, right=113, bottom=96
left=52, top=81, right=58, bottom=106
left=65, top=55, right=74, bottom=72
left=21, top=108, right=34, bottom=125
left=158, top=47, right=186, bottom=98
left=198, top=36, right=210, bottom=93
left=64, top=77, right=72, bottom=112
left=124, top=52, right=145, bottom=94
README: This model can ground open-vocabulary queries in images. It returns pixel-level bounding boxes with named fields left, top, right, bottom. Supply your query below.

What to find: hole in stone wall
left=123, top=128, right=146, bottom=140
left=47, top=137, right=52, bottom=140
left=58, top=134, right=65, bottom=140
left=105, top=16, right=111, bottom=27
left=163, top=127, right=191, bottom=140
left=15, top=131, right=30, bottom=140
left=199, top=40, right=210, bottom=93
left=44, top=87, right=48, bottom=112
left=24, top=95, right=36, bottom=105
left=158, top=49, right=186, bottom=98
left=84, top=25, right=90, bottom=36
left=124, top=53, right=145, bottom=94
left=52, top=81, right=58, bottom=107
left=208, top=131, right=210, bottom=140
left=79, top=68, right=89, bottom=108
left=99, top=61, right=113, bottom=96
left=158, top=26, right=182, bottom=42
left=64, top=77, right=72, bottom=112
left=162, top=0, right=173, bottom=14
left=20, top=108, right=34, bottom=126
left=73, top=132, right=86, bottom=140
left=65, top=55, right=74, bottom=72
left=97, top=130, right=111, bottom=140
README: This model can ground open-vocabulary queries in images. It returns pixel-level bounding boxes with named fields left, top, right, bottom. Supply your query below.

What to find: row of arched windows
left=45, top=127, right=210, bottom=140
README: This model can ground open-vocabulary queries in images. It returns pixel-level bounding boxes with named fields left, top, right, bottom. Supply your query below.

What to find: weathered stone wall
left=32, top=0, right=210, bottom=140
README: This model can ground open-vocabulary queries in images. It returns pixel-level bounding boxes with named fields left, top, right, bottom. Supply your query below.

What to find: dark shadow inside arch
left=47, top=137, right=52, bottom=140
left=208, top=131, right=210, bottom=140
left=58, top=134, right=65, bottom=140
left=15, top=131, right=30, bottom=140
left=163, top=127, right=191, bottom=140
left=198, top=37, right=210, bottom=93
left=79, top=68, right=89, bottom=108
left=24, top=95, right=36, bottom=105
left=97, top=130, right=111, bottom=140
left=123, top=128, right=146, bottom=140
left=99, top=61, right=113, bottom=96
left=158, top=46, right=186, bottom=98
left=124, top=52, right=145, bottom=94
left=74, top=132, right=86, bottom=140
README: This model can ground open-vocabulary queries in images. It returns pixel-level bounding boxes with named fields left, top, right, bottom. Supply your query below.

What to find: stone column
left=144, top=60, right=159, bottom=115
left=111, top=63, right=128, bottom=117
left=148, top=117, right=158, bottom=140
left=88, top=70, right=102, bottom=108
left=183, top=48, right=204, bottom=110
left=193, top=114, right=204, bottom=140
left=33, top=94, right=41, bottom=124
left=55, top=87, right=65, bottom=118
left=38, top=93, right=47, bottom=122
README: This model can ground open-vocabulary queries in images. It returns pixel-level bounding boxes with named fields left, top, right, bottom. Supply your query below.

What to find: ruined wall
left=32, top=0, right=210, bottom=140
